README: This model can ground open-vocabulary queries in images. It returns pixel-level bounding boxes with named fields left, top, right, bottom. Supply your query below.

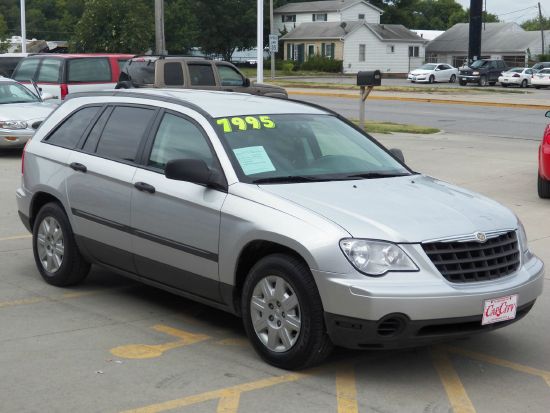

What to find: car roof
left=70, top=89, right=327, bottom=118
left=26, top=53, right=134, bottom=59
left=0, top=77, right=17, bottom=83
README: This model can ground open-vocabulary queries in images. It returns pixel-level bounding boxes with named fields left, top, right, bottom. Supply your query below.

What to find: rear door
left=130, top=109, right=227, bottom=301
left=187, top=63, right=219, bottom=91
left=66, top=57, right=116, bottom=94
left=66, top=104, right=158, bottom=272
left=34, top=58, right=64, bottom=99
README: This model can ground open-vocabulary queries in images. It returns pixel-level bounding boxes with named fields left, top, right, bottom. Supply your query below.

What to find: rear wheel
left=521, top=79, right=528, bottom=88
left=449, top=74, right=456, bottom=83
left=32, top=202, right=90, bottom=286
left=539, top=174, right=550, bottom=198
left=501, top=84, right=508, bottom=87
left=241, top=254, right=333, bottom=370
left=489, top=81, right=496, bottom=86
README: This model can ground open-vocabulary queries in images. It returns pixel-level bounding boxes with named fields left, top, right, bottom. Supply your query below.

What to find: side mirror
left=545, top=111, right=550, bottom=118
left=165, top=159, right=227, bottom=191
left=389, top=148, right=405, bottom=163
left=41, top=92, right=54, bottom=101
left=244, top=78, right=251, bottom=87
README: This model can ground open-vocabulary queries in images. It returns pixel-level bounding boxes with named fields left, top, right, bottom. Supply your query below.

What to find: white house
left=274, top=0, right=383, bottom=35
left=282, top=21, right=427, bottom=74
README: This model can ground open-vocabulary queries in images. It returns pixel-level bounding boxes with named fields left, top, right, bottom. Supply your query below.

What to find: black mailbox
left=357, top=70, right=381, bottom=86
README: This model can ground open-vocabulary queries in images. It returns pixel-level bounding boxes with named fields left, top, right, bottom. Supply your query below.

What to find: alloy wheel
left=36, top=216, right=64, bottom=273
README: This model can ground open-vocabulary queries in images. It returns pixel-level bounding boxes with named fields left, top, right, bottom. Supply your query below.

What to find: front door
left=131, top=110, right=227, bottom=302
left=216, top=64, right=248, bottom=93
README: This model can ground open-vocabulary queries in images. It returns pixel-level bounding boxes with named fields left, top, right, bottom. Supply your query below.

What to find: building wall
left=283, top=40, right=344, bottom=61
left=275, top=11, right=340, bottom=35
left=343, top=26, right=425, bottom=74
left=340, top=3, right=380, bottom=23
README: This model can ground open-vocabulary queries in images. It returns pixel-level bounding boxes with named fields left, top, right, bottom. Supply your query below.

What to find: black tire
left=449, top=74, right=456, bottom=83
left=459, top=80, right=467, bottom=86
left=521, top=79, right=528, bottom=88
left=428, top=75, right=434, bottom=84
left=241, top=254, right=333, bottom=370
left=539, top=174, right=550, bottom=198
left=32, top=202, right=90, bottom=287
left=535, top=86, right=541, bottom=89
left=489, top=81, right=496, bottom=86
left=501, top=84, right=508, bottom=87
left=479, top=76, right=487, bottom=87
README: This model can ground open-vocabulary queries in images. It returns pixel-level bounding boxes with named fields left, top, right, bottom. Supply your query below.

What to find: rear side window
left=118, top=59, right=129, bottom=72
left=67, top=58, right=111, bottom=82
left=95, top=106, right=156, bottom=162
left=37, top=59, right=62, bottom=82
left=188, top=64, right=216, bottom=86
left=44, top=106, right=101, bottom=149
left=13, top=59, right=40, bottom=81
left=164, top=62, right=184, bottom=86
left=0, top=57, right=24, bottom=77
left=127, top=60, right=155, bottom=84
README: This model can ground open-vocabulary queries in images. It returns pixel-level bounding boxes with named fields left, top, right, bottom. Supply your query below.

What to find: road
left=290, top=93, right=548, bottom=140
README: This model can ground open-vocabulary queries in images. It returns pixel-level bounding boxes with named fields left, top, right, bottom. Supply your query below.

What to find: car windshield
left=419, top=64, right=437, bottom=70
left=216, top=114, right=411, bottom=183
left=0, top=81, right=39, bottom=104
left=539, top=69, right=550, bottom=74
left=470, top=60, right=488, bottom=68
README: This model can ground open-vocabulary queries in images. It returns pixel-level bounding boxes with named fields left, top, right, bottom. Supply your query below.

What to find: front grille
left=422, top=231, right=520, bottom=283
left=459, top=70, right=470, bottom=75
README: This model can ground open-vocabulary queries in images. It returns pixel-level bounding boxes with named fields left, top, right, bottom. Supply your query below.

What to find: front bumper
left=459, top=75, right=480, bottom=83
left=0, top=129, right=33, bottom=148
left=312, top=249, right=544, bottom=348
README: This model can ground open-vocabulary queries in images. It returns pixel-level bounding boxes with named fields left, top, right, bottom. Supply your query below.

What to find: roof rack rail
left=130, top=54, right=211, bottom=60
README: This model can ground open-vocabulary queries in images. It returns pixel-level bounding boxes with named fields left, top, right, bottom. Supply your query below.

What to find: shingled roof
left=275, top=0, right=383, bottom=14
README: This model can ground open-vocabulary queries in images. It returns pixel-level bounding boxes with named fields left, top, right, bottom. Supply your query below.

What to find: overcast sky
left=455, top=0, right=550, bottom=24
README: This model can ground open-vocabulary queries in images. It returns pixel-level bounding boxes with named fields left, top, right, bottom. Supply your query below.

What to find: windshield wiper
left=345, top=172, right=410, bottom=179
left=252, top=175, right=324, bottom=184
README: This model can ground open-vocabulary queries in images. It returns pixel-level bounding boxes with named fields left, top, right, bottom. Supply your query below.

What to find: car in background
left=539, top=111, right=550, bottom=198
left=407, top=63, right=458, bottom=84
left=12, top=53, right=134, bottom=101
left=498, top=67, right=535, bottom=88
left=0, top=53, right=33, bottom=77
left=532, top=62, right=550, bottom=71
left=458, top=59, right=507, bottom=86
left=116, top=55, right=288, bottom=98
left=532, top=68, right=550, bottom=89
left=0, top=77, right=57, bottom=149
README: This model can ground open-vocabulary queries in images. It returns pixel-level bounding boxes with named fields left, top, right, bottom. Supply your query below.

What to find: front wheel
left=459, top=80, right=467, bottom=86
left=428, top=75, right=435, bottom=84
left=539, top=174, right=550, bottom=198
left=479, top=76, right=487, bottom=87
left=33, top=202, right=90, bottom=286
left=241, top=254, right=332, bottom=370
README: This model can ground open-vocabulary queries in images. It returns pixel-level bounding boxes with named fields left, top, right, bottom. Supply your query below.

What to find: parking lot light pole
left=154, top=0, right=166, bottom=55
left=257, top=0, right=264, bottom=83
left=20, top=0, right=26, bottom=53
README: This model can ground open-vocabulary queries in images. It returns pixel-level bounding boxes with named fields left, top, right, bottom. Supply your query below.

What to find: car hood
left=261, top=175, right=517, bottom=243
left=252, top=82, right=287, bottom=93
left=0, top=101, right=57, bottom=121
left=410, top=69, right=432, bottom=75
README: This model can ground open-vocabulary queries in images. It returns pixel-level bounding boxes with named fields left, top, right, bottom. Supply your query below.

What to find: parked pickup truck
left=116, top=55, right=288, bottom=98
left=458, top=59, right=507, bottom=86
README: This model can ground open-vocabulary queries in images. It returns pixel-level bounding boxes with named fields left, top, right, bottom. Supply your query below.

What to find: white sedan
left=498, top=67, right=535, bottom=88
left=532, top=68, right=550, bottom=89
left=407, top=63, right=459, bottom=84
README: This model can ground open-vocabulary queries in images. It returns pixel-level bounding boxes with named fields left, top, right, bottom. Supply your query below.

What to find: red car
left=539, top=112, right=550, bottom=198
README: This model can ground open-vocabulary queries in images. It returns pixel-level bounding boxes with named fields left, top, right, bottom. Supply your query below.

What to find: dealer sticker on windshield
left=481, top=294, right=517, bottom=325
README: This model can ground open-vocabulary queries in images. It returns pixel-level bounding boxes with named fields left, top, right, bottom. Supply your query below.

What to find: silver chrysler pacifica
left=16, top=89, right=544, bottom=370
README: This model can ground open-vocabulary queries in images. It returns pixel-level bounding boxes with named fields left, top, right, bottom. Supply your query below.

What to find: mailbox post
left=357, top=70, right=381, bottom=130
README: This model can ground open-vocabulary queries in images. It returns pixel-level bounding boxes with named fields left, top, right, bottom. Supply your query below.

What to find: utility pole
left=257, top=0, right=264, bottom=83
left=270, top=0, right=275, bottom=80
left=154, top=0, right=166, bottom=55
left=20, top=0, right=26, bottom=53
left=539, top=2, right=545, bottom=56
left=468, top=0, right=483, bottom=64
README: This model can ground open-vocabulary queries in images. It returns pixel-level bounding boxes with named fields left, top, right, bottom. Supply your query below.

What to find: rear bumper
left=325, top=300, right=536, bottom=349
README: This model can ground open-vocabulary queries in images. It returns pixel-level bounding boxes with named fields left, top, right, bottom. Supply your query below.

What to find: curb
left=287, top=90, right=549, bottom=111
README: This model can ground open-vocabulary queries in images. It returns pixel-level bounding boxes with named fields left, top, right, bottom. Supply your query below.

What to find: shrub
left=300, top=55, right=343, bottom=72
left=281, top=62, right=294, bottom=74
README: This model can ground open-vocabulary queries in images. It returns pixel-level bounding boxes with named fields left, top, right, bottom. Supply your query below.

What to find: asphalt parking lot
left=0, top=130, right=549, bottom=412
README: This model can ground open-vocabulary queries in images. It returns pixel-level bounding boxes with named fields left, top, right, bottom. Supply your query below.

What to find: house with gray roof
left=426, top=22, right=549, bottom=68
left=274, top=0, right=383, bottom=34
left=282, top=21, right=427, bottom=74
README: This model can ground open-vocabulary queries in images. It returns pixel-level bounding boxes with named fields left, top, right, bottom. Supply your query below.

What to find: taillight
left=60, top=84, right=69, bottom=100
left=21, top=141, right=29, bottom=174
left=545, top=126, right=550, bottom=145
left=512, top=73, right=520, bottom=78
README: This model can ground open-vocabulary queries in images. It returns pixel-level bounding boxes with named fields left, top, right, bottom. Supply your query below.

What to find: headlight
left=339, top=239, right=418, bottom=276
left=472, top=71, right=480, bottom=76
left=0, top=120, right=28, bottom=130
left=517, top=220, right=531, bottom=256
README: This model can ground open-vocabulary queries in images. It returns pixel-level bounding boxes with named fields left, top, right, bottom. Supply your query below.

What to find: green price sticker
left=217, top=116, right=276, bottom=133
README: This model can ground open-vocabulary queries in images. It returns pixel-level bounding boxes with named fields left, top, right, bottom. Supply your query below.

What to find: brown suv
left=116, top=56, right=287, bottom=98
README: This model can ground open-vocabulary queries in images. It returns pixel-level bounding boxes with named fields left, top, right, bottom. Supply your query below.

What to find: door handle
left=134, top=181, right=155, bottom=194
left=69, top=162, right=87, bottom=173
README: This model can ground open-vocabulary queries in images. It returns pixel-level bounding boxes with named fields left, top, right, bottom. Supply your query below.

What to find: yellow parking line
left=431, top=347, right=476, bottom=413
left=0, top=289, right=113, bottom=309
left=336, top=364, right=359, bottom=413
left=445, top=346, right=550, bottom=387
left=120, top=372, right=306, bottom=413
left=216, top=392, right=241, bottom=413
left=0, top=234, right=31, bottom=242
left=110, top=324, right=210, bottom=359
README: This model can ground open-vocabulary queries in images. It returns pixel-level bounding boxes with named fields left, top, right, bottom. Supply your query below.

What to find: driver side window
left=148, top=112, right=214, bottom=170
left=217, top=65, right=245, bottom=86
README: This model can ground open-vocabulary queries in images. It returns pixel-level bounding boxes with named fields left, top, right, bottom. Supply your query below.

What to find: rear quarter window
left=163, top=62, right=184, bottom=86
left=44, top=106, right=101, bottom=149
left=188, top=64, right=216, bottom=86
left=37, top=59, right=62, bottom=82
left=67, top=58, right=111, bottom=82
left=13, top=59, right=40, bottom=81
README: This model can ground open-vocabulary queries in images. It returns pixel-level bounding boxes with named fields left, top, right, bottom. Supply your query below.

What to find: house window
left=308, top=44, right=315, bottom=58
left=408, top=46, right=419, bottom=57
left=287, top=43, right=296, bottom=60
left=359, top=44, right=366, bottom=62
left=312, top=13, right=327, bottom=21
left=322, top=43, right=335, bottom=59
left=282, top=15, right=296, bottom=22
left=358, top=14, right=365, bottom=20
left=387, top=45, right=395, bottom=54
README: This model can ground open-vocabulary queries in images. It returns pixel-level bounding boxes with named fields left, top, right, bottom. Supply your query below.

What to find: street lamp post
left=257, top=0, right=264, bottom=83
left=20, top=0, right=26, bottom=53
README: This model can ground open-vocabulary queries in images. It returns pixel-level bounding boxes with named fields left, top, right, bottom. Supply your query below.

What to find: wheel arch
left=29, top=191, right=67, bottom=229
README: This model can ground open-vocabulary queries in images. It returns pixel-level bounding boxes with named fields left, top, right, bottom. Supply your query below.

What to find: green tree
left=522, top=16, right=550, bottom=31
left=0, top=13, right=8, bottom=52
left=72, top=0, right=153, bottom=53
left=165, top=0, right=199, bottom=53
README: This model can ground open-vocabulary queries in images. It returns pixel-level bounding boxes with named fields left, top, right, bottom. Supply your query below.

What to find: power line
left=497, top=5, right=538, bottom=17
